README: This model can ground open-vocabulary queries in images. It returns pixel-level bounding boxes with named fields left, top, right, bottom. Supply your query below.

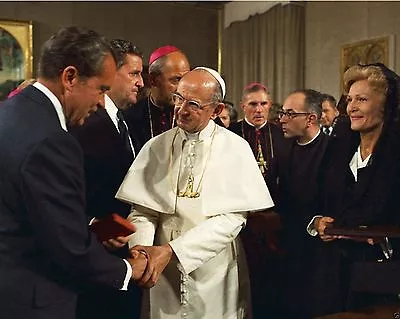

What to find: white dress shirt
left=104, top=94, right=136, bottom=158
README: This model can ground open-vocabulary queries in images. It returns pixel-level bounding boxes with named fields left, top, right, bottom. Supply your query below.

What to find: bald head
left=174, top=69, right=224, bottom=133
left=184, top=69, right=223, bottom=100
left=149, top=50, right=190, bottom=107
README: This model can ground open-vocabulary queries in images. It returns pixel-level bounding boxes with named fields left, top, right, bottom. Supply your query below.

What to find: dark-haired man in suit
left=70, top=39, right=144, bottom=319
left=321, top=93, right=351, bottom=138
left=0, top=27, right=147, bottom=319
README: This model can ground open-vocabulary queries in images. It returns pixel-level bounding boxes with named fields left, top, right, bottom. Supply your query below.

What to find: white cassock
left=116, top=120, right=274, bottom=319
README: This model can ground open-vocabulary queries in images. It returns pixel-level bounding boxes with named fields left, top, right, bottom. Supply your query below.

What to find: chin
left=283, top=132, right=292, bottom=138
left=350, top=124, right=362, bottom=132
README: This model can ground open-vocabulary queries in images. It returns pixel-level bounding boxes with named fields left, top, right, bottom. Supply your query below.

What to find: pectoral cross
left=178, top=173, right=200, bottom=198
left=256, top=143, right=268, bottom=176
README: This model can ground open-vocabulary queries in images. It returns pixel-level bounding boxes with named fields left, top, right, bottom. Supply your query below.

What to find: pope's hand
left=130, top=244, right=173, bottom=288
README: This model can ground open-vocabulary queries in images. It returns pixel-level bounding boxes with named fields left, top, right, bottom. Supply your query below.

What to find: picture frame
left=340, top=35, right=395, bottom=92
left=0, top=19, right=33, bottom=101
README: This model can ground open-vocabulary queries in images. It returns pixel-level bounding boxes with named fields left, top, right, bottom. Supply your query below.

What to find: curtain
left=222, top=3, right=305, bottom=118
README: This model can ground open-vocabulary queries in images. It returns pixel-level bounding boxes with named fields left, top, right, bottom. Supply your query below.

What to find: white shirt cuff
left=306, top=215, right=323, bottom=236
left=121, top=259, right=132, bottom=290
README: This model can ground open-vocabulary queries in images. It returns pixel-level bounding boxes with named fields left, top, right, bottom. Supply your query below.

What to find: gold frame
left=0, top=19, right=33, bottom=99
left=340, top=35, right=394, bottom=92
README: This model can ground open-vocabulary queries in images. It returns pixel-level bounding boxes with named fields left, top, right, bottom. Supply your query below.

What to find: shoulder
left=140, top=127, right=174, bottom=152
left=70, top=109, right=112, bottom=138
left=21, top=131, right=83, bottom=174
left=124, top=99, right=148, bottom=120
left=268, top=122, right=283, bottom=135
left=227, top=120, right=243, bottom=135
left=215, top=124, right=251, bottom=150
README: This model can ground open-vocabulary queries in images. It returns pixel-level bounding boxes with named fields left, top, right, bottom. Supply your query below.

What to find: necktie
left=117, top=110, right=134, bottom=158
left=323, top=127, right=331, bottom=135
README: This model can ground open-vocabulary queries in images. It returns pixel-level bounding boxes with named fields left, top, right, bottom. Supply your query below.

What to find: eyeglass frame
left=172, top=92, right=218, bottom=111
left=277, top=109, right=313, bottom=120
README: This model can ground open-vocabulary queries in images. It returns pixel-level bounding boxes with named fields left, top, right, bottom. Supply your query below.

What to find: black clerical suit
left=277, top=131, right=330, bottom=318
left=124, top=97, right=174, bottom=150
left=0, top=85, right=127, bottom=319
left=70, top=105, right=140, bottom=319
left=229, top=120, right=284, bottom=200
left=229, top=119, right=286, bottom=318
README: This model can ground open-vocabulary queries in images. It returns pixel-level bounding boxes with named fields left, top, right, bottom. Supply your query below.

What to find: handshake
left=93, top=215, right=173, bottom=288
left=127, top=244, right=173, bottom=288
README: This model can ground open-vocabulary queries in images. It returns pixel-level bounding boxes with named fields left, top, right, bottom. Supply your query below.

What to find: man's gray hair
left=148, top=55, right=167, bottom=76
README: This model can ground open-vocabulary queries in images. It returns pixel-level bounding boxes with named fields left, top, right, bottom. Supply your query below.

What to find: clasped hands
left=102, top=237, right=173, bottom=288
left=127, top=244, right=173, bottom=288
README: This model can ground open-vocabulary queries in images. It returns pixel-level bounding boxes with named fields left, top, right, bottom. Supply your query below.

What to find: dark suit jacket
left=69, top=108, right=137, bottom=219
left=0, top=86, right=127, bottom=319
left=311, top=128, right=400, bottom=312
left=277, top=132, right=330, bottom=248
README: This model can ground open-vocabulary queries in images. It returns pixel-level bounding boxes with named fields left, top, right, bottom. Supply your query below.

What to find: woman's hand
left=315, top=216, right=338, bottom=241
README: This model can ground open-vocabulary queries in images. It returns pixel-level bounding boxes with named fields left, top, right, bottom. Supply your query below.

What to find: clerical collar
left=296, top=129, right=321, bottom=146
left=178, top=120, right=216, bottom=141
left=244, top=117, right=267, bottom=130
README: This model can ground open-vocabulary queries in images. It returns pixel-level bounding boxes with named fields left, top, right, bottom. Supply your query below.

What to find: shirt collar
left=104, top=94, right=119, bottom=129
left=178, top=120, right=216, bottom=141
left=244, top=117, right=267, bottom=130
left=33, top=81, right=67, bottom=131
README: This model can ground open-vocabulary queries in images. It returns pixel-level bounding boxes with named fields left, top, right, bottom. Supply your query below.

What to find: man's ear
left=61, top=66, right=79, bottom=91
left=308, top=113, right=318, bottom=126
left=213, top=102, right=225, bottom=117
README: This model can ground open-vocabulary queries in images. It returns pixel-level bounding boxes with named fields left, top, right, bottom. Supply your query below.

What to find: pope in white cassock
left=116, top=67, right=274, bottom=319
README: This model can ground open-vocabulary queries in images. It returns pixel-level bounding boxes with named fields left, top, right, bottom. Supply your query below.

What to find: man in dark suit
left=0, top=27, right=147, bottom=319
left=321, top=93, right=351, bottom=138
left=70, top=39, right=144, bottom=319
left=125, top=45, right=190, bottom=149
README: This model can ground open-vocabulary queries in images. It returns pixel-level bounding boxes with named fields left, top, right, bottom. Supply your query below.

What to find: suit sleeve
left=20, top=132, right=127, bottom=289
left=170, top=212, right=247, bottom=274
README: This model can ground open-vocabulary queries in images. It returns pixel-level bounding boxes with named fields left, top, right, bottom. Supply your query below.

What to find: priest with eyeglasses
left=116, top=67, right=273, bottom=319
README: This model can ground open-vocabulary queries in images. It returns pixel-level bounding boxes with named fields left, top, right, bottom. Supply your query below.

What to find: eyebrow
left=249, top=100, right=268, bottom=104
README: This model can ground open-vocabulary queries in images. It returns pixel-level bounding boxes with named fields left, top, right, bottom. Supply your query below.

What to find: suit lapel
left=94, top=108, right=120, bottom=139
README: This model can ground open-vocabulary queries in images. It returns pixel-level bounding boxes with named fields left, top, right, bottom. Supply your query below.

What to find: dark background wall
left=0, top=1, right=220, bottom=75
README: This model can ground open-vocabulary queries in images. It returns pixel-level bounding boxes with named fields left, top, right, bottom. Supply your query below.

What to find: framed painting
left=0, top=20, right=33, bottom=101
left=340, top=35, right=395, bottom=92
